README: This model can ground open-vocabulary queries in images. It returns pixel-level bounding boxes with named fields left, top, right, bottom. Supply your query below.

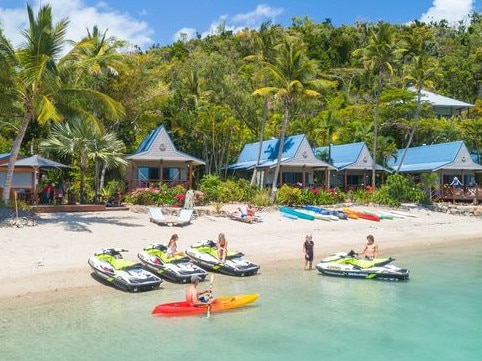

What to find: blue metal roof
left=133, top=127, right=162, bottom=155
left=229, top=134, right=305, bottom=169
left=389, top=141, right=462, bottom=171
left=314, top=142, right=365, bottom=169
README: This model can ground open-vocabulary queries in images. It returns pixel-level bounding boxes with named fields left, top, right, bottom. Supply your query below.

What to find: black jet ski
left=88, top=248, right=162, bottom=291
left=137, top=243, right=208, bottom=283
left=185, top=240, right=260, bottom=277
left=315, top=250, right=409, bottom=281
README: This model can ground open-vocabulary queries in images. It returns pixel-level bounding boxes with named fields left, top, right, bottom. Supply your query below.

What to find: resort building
left=314, top=142, right=388, bottom=191
left=409, top=87, right=474, bottom=118
left=227, top=134, right=334, bottom=188
left=388, top=140, right=482, bottom=203
left=125, top=125, right=205, bottom=192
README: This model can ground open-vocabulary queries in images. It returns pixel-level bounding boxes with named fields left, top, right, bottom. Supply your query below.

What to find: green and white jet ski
left=138, top=243, right=208, bottom=283
left=88, top=248, right=162, bottom=291
left=316, top=250, right=409, bottom=281
left=185, top=240, right=260, bottom=277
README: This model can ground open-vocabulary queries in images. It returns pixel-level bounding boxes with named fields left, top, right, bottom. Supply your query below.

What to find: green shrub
left=251, top=190, right=271, bottom=207
left=199, top=175, right=222, bottom=202
left=349, top=189, right=376, bottom=204
left=374, top=174, right=424, bottom=206
left=275, top=185, right=302, bottom=205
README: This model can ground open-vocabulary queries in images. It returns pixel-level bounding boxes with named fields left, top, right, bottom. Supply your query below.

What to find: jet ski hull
left=186, top=241, right=260, bottom=277
left=316, top=252, right=409, bottom=281
left=138, top=244, right=208, bottom=284
left=88, top=248, right=162, bottom=292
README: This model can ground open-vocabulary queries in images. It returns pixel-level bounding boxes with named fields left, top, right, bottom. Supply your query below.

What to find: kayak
left=151, top=294, right=259, bottom=316
left=279, top=206, right=315, bottom=220
left=344, top=208, right=380, bottom=222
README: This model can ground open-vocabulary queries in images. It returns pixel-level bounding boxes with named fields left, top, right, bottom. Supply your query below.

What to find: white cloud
left=173, top=27, right=198, bottom=43
left=173, top=4, right=284, bottom=42
left=419, top=0, right=475, bottom=24
left=231, top=4, right=284, bottom=26
left=0, top=0, right=154, bottom=50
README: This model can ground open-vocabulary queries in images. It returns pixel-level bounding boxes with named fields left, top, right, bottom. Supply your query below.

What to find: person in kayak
left=217, top=232, right=228, bottom=263
left=186, top=275, right=213, bottom=306
left=360, top=234, right=379, bottom=260
left=303, top=234, right=314, bottom=270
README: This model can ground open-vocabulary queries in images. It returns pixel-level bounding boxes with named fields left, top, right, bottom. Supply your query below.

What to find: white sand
left=0, top=204, right=481, bottom=300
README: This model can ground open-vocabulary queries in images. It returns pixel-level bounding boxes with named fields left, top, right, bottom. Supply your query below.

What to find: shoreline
left=1, top=204, right=481, bottom=302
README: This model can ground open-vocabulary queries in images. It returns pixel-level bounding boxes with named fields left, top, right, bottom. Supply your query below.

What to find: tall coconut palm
left=353, top=22, right=398, bottom=190
left=396, top=24, right=437, bottom=173
left=253, top=37, right=321, bottom=203
left=0, top=4, right=124, bottom=203
left=246, top=21, right=282, bottom=188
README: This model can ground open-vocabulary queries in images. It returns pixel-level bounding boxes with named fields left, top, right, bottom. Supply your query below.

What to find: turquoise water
left=1, top=240, right=481, bottom=361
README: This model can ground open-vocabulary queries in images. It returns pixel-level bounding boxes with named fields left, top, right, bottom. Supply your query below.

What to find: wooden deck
left=32, top=204, right=130, bottom=213
left=435, top=185, right=481, bottom=204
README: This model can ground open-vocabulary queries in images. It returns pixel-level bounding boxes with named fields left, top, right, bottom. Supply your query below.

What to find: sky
left=0, top=0, right=480, bottom=50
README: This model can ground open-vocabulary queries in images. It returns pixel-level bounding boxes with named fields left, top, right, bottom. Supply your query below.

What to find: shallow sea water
left=1, top=239, right=481, bottom=361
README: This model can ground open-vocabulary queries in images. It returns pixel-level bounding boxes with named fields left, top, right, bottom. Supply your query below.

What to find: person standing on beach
left=360, top=234, right=379, bottom=260
left=303, top=234, right=314, bottom=270
left=217, top=232, right=228, bottom=263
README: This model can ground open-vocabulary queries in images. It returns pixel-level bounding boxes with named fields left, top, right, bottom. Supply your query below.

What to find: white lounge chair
left=149, top=208, right=193, bottom=227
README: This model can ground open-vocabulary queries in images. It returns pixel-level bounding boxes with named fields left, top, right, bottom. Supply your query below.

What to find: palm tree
left=245, top=21, right=282, bottom=188
left=353, top=22, right=398, bottom=190
left=420, top=172, right=439, bottom=203
left=0, top=4, right=124, bottom=203
left=253, top=37, right=321, bottom=203
left=40, top=117, right=127, bottom=204
left=396, top=24, right=437, bottom=173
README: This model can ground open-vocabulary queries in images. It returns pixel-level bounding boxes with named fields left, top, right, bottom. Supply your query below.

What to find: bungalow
left=409, top=87, right=474, bottom=118
left=314, top=142, right=388, bottom=191
left=388, top=140, right=482, bottom=202
left=227, top=134, right=334, bottom=188
left=0, top=153, right=35, bottom=201
left=125, top=126, right=205, bottom=192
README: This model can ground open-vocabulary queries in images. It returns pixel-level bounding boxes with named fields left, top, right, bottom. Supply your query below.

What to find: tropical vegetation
left=1, top=5, right=481, bottom=207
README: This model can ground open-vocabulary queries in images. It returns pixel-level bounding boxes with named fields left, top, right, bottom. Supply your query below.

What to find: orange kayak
left=151, top=294, right=259, bottom=316
left=344, top=208, right=380, bottom=222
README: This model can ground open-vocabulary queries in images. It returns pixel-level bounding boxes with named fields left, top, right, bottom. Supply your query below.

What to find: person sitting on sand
left=360, top=234, right=378, bottom=260
left=166, top=233, right=184, bottom=258
left=186, top=275, right=213, bottom=306
left=246, top=203, right=258, bottom=217
left=217, top=232, right=228, bottom=263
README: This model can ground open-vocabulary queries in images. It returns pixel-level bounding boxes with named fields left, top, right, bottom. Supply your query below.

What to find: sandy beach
left=1, top=204, right=481, bottom=301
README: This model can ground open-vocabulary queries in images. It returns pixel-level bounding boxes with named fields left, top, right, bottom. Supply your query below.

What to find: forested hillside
left=1, top=7, right=481, bottom=185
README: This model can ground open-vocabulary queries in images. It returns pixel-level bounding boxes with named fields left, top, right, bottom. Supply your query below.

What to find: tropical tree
left=0, top=4, right=124, bottom=203
left=245, top=21, right=283, bottom=187
left=353, top=22, right=398, bottom=190
left=396, top=23, right=437, bottom=172
left=253, top=36, right=322, bottom=203
left=40, top=117, right=127, bottom=204
left=420, top=172, right=439, bottom=203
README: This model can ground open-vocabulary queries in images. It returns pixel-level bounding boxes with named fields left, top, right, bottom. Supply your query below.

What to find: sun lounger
left=149, top=208, right=193, bottom=227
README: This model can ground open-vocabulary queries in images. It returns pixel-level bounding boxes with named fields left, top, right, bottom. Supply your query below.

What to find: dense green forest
left=0, top=5, right=481, bottom=203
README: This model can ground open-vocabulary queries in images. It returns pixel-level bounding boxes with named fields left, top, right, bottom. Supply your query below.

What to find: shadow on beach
left=36, top=212, right=146, bottom=232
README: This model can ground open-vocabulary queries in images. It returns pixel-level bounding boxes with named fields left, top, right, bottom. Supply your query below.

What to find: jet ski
left=185, top=240, right=260, bottom=277
left=88, top=248, right=163, bottom=292
left=315, top=250, right=409, bottom=281
left=138, top=243, right=208, bottom=283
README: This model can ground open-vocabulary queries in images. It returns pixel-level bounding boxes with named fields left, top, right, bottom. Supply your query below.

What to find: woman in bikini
left=217, top=232, right=228, bottom=263
left=360, top=234, right=379, bottom=260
